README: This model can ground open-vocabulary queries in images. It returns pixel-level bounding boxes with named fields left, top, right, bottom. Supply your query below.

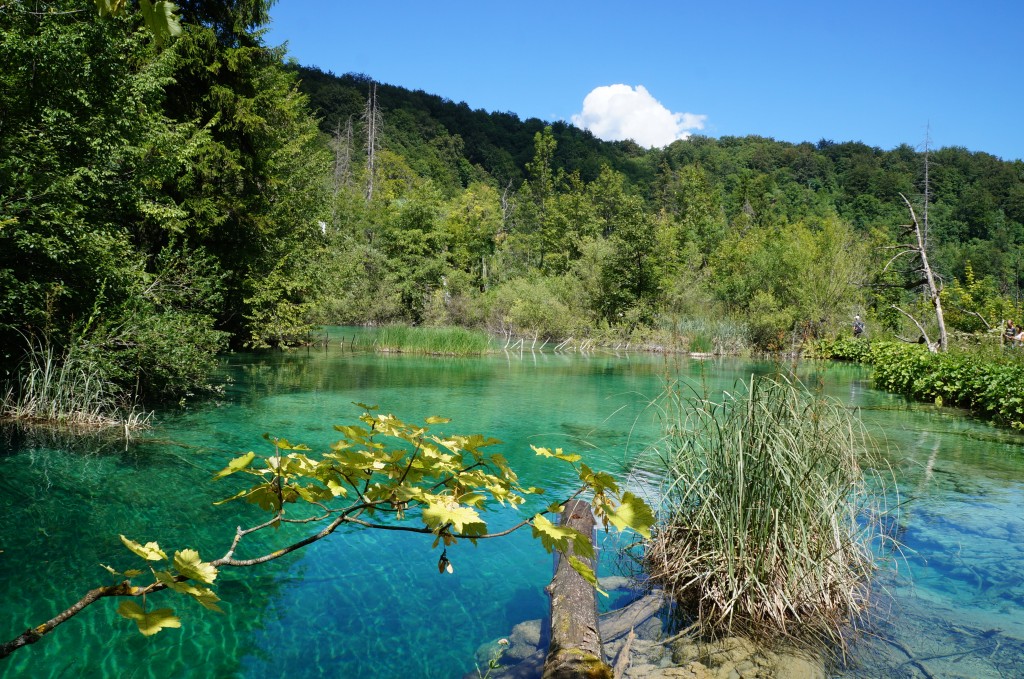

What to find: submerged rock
left=473, top=588, right=825, bottom=679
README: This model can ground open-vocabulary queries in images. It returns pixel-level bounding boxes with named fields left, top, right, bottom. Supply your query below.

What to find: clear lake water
left=2, top=330, right=1023, bottom=678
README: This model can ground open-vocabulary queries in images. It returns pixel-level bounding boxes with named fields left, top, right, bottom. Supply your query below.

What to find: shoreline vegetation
left=0, top=338, right=151, bottom=434
left=319, top=323, right=1024, bottom=431
left=811, top=335, right=1024, bottom=430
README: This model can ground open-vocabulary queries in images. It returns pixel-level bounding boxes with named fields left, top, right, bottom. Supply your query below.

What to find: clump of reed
left=1, top=338, right=149, bottom=431
left=671, top=317, right=750, bottom=355
left=643, top=374, right=884, bottom=655
left=373, top=325, right=492, bottom=356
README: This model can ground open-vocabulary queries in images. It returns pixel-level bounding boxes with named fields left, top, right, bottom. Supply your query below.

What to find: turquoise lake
left=2, top=336, right=1024, bottom=678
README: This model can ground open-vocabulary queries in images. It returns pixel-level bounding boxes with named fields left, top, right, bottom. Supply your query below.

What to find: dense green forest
left=3, top=1, right=1023, bottom=415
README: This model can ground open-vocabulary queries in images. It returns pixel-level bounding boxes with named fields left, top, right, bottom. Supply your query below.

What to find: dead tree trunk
left=363, top=84, right=381, bottom=202
left=895, top=192, right=948, bottom=352
left=542, top=500, right=612, bottom=679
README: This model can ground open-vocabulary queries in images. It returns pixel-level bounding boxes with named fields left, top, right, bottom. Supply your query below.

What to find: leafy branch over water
left=0, top=406, right=653, bottom=659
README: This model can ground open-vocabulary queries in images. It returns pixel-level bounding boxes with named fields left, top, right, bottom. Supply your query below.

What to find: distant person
left=1006, top=320, right=1017, bottom=344
left=852, top=315, right=865, bottom=338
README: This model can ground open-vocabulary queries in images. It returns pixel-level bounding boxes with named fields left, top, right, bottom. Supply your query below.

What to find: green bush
left=487, top=276, right=589, bottom=339
left=856, top=341, right=1024, bottom=429
left=745, top=290, right=797, bottom=353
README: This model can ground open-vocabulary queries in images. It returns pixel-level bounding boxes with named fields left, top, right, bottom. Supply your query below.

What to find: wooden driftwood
left=541, top=499, right=613, bottom=679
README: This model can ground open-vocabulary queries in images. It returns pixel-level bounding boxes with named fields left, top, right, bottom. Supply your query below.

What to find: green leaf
left=353, top=402, right=378, bottom=411
left=173, top=549, right=218, bottom=584
left=568, top=555, right=607, bottom=596
left=605, top=492, right=655, bottom=539
left=212, top=451, right=256, bottom=480
left=120, top=535, right=167, bottom=561
left=116, top=601, right=181, bottom=636
left=425, top=416, right=451, bottom=424
left=139, top=0, right=182, bottom=45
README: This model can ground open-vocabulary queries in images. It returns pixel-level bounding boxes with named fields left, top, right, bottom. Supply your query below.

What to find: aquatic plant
left=1, top=337, right=149, bottom=430
left=672, top=316, right=749, bottom=355
left=643, top=375, right=884, bottom=654
left=374, top=325, right=492, bottom=355
left=812, top=337, right=1024, bottom=429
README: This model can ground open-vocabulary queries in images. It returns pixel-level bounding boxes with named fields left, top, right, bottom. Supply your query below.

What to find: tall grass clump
left=671, top=316, right=749, bottom=355
left=374, top=325, right=492, bottom=356
left=1, top=338, right=149, bottom=430
left=644, top=375, right=884, bottom=654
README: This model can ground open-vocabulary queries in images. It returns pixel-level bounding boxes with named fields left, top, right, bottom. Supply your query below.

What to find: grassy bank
left=1, top=339, right=149, bottom=431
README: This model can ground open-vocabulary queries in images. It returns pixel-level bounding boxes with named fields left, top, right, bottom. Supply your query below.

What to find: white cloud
left=571, top=84, right=706, bottom=148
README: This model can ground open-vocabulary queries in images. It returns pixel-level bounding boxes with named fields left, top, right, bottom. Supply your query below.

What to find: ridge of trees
left=294, top=64, right=1024, bottom=292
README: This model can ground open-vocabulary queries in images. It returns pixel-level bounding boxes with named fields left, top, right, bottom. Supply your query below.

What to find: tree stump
left=541, top=499, right=613, bottom=679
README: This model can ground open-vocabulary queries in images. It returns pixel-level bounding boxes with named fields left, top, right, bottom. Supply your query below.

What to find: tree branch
left=891, top=305, right=935, bottom=352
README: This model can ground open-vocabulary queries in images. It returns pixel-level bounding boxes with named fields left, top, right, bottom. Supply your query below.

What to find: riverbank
left=811, top=337, right=1024, bottom=429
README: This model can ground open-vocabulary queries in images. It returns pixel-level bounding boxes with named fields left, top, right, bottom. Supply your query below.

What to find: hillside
left=293, top=65, right=1024, bottom=287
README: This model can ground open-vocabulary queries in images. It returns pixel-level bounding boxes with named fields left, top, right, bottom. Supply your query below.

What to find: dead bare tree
left=882, top=191, right=948, bottom=352
left=330, top=117, right=354, bottom=225
left=362, top=83, right=382, bottom=202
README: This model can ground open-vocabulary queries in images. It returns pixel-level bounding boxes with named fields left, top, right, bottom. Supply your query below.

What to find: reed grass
left=670, top=317, right=750, bottom=355
left=1, top=338, right=150, bottom=431
left=643, top=374, right=884, bottom=655
left=374, top=325, right=492, bottom=356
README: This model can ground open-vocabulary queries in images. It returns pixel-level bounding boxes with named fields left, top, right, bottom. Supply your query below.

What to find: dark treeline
left=2, top=1, right=1022, bottom=413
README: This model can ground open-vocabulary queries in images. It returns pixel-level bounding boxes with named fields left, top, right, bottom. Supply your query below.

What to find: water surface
left=2, top=340, right=1022, bottom=678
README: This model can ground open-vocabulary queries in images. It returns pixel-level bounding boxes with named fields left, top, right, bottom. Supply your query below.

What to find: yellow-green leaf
left=138, top=0, right=182, bottom=45
left=531, top=514, right=574, bottom=553
left=605, top=492, right=656, bottom=539
left=422, top=501, right=486, bottom=535
left=154, top=571, right=223, bottom=612
left=93, top=0, right=126, bottom=17
left=212, top=451, right=256, bottom=480
left=425, top=416, right=451, bottom=424
left=213, top=488, right=250, bottom=505
left=531, top=445, right=581, bottom=463
left=173, top=549, right=218, bottom=584
left=120, top=535, right=167, bottom=561
left=568, top=556, right=607, bottom=596
left=116, top=601, right=181, bottom=636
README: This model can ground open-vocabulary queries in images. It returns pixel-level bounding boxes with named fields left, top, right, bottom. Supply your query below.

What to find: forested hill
left=292, top=65, right=1024, bottom=285
left=291, top=65, right=652, bottom=188
left=3, top=0, right=1023, bottom=418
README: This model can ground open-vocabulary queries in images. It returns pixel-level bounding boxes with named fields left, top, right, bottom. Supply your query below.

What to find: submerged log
left=541, top=499, right=613, bottom=679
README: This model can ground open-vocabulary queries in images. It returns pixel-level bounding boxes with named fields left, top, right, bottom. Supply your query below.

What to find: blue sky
left=265, top=1, right=1024, bottom=161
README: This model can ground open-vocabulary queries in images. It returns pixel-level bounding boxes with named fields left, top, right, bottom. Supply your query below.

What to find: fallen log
left=541, top=499, right=613, bottom=679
